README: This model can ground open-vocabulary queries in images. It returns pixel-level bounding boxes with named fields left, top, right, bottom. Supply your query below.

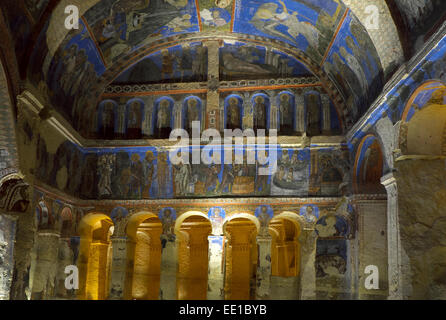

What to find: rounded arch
left=174, top=211, right=210, bottom=234
left=271, top=211, right=304, bottom=239
left=126, top=211, right=160, bottom=242
left=182, top=95, right=203, bottom=132
left=353, top=134, right=386, bottom=194
left=224, top=94, right=244, bottom=130
left=222, top=213, right=260, bottom=234
left=400, top=81, right=446, bottom=156
left=79, top=212, right=113, bottom=240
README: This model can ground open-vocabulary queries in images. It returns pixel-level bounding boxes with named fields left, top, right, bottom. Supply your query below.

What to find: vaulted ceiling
left=0, top=0, right=445, bottom=138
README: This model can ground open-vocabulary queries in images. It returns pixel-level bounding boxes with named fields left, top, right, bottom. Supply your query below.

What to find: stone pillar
left=117, top=103, right=126, bottom=136
left=142, top=96, right=154, bottom=136
left=205, top=40, right=220, bottom=131
left=55, top=238, right=74, bottom=299
left=31, top=231, right=60, bottom=299
left=108, top=236, right=128, bottom=299
left=0, top=214, right=17, bottom=300
left=321, top=94, right=331, bottom=134
left=381, top=173, right=403, bottom=299
left=159, top=237, right=178, bottom=300
left=295, top=94, right=305, bottom=134
left=355, top=197, right=388, bottom=299
left=208, top=235, right=224, bottom=300
left=256, top=236, right=272, bottom=299
left=299, top=229, right=317, bottom=300
left=10, top=210, right=35, bottom=300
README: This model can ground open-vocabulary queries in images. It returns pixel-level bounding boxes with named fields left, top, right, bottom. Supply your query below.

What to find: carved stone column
left=159, top=237, right=178, bottom=300
left=31, top=230, right=60, bottom=299
left=256, top=235, right=272, bottom=299
left=299, top=229, right=317, bottom=300
left=321, top=94, right=331, bottom=134
left=295, top=94, right=305, bottom=134
left=55, top=238, right=74, bottom=299
left=108, top=236, right=129, bottom=299
left=205, top=40, right=220, bottom=131
left=381, top=173, right=403, bottom=299
left=208, top=235, right=224, bottom=300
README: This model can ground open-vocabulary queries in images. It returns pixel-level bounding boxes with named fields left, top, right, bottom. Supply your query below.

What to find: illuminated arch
left=78, top=213, right=114, bottom=300
left=400, top=81, right=446, bottom=156
left=222, top=213, right=260, bottom=233
left=353, top=134, right=386, bottom=194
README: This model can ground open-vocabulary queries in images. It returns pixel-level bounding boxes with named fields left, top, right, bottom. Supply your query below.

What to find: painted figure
left=279, top=94, right=294, bottom=134
left=227, top=97, right=241, bottom=129
left=253, top=96, right=267, bottom=131
left=142, top=151, right=155, bottom=198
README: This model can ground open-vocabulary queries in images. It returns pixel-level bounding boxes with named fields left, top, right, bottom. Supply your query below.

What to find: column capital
left=381, top=172, right=397, bottom=188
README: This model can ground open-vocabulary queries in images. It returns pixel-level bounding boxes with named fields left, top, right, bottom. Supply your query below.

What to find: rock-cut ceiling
left=12, top=0, right=390, bottom=137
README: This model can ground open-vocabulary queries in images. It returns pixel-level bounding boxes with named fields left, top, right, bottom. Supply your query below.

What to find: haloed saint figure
left=155, top=99, right=171, bottom=139
left=253, top=96, right=267, bottom=131
left=227, top=97, right=241, bottom=130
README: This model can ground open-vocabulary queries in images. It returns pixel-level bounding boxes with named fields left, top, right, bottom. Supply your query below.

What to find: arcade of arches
left=1, top=0, right=446, bottom=300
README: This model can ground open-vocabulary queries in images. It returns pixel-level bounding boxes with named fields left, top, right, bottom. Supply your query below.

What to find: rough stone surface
left=395, top=158, right=446, bottom=299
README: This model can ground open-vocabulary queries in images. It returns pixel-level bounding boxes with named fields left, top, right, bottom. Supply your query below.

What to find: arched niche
left=400, top=81, right=446, bottom=156
left=97, top=100, right=117, bottom=139
left=174, top=211, right=212, bottom=300
left=304, top=90, right=322, bottom=137
left=277, top=91, right=296, bottom=135
left=224, top=95, right=243, bottom=130
left=78, top=213, right=114, bottom=300
left=182, top=96, right=203, bottom=135
left=125, top=211, right=162, bottom=300
left=269, top=212, right=302, bottom=277
left=251, top=93, right=270, bottom=131
left=222, top=213, right=259, bottom=300
left=353, top=135, right=386, bottom=194
left=126, top=98, right=145, bottom=139
left=152, top=96, right=174, bottom=139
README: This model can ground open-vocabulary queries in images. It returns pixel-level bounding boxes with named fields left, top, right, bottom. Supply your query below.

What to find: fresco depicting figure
left=271, top=149, right=309, bottom=196
left=256, top=205, right=272, bottom=237
left=155, top=99, right=171, bottom=138
left=185, top=98, right=199, bottom=135
left=130, top=153, right=143, bottom=198
left=208, top=207, right=225, bottom=235
left=250, top=1, right=321, bottom=49
left=157, top=152, right=170, bottom=198
left=101, top=101, right=116, bottom=139
left=253, top=96, right=267, bottom=131
left=97, top=154, right=115, bottom=198
left=226, top=97, right=241, bottom=129
left=306, top=94, right=321, bottom=136
left=142, top=151, right=155, bottom=198
left=279, top=94, right=294, bottom=134
left=160, top=208, right=175, bottom=241
left=173, top=152, right=191, bottom=196
left=127, top=101, right=142, bottom=139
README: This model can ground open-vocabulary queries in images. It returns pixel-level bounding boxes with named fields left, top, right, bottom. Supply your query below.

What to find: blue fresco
left=299, top=204, right=320, bottom=222
left=110, top=206, right=129, bottom=224
left=348, top=35, right=446, bottom=150
left=220, top=41, right=314, bottom=80
left=232, top=0, right=347, bottom=63
left=113, top=42, right=207, bottom=84
left=83, top=0, right=201, bottom=65
left=324, top=11, right=383, bottom=116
